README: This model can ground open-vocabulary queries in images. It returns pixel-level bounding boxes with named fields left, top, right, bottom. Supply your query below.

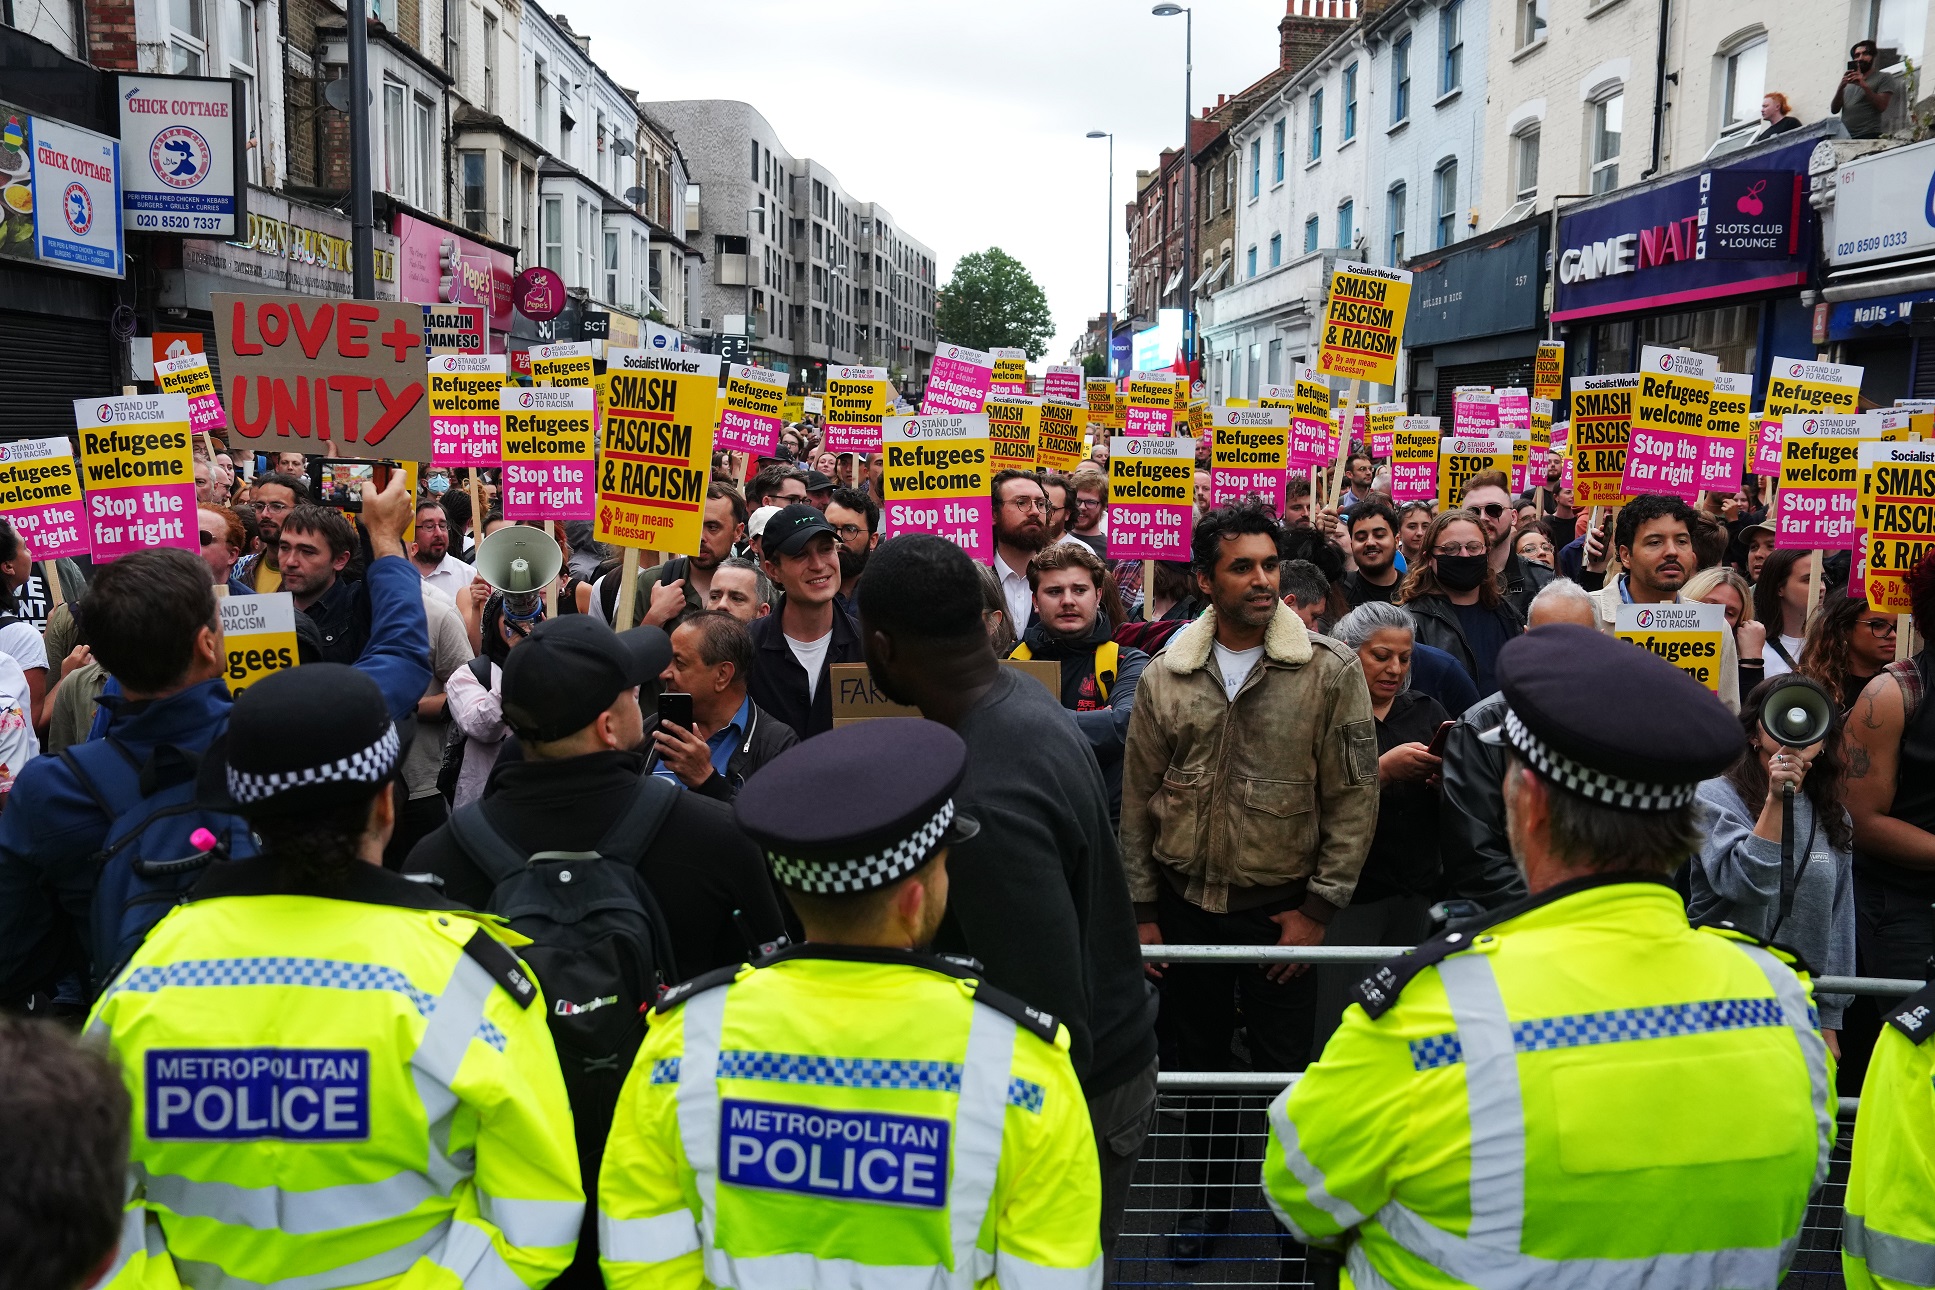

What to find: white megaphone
left=474, top=524, right=562, bottom=619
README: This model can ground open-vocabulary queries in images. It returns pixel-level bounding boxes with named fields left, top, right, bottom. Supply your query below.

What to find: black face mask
left=1434, top=553, right=1490, bottom=592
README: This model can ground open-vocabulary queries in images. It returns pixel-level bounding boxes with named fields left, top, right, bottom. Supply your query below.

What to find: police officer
left=1845, top=976, right=1935, bottom=1287
left=597, top=718, right=1103, bottom=1289
left=1265, top=624, right=1835, bottom=1290
left=86, top=664, right=584, bottom=1289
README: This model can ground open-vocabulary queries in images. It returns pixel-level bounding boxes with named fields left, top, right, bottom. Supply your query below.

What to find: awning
left=1163, top=265, right=1184, bottom=294
left=1192, top=258, right=1231, bottom=292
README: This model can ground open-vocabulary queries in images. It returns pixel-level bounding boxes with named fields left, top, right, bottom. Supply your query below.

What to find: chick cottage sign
left=1552, top=137, right=1817, bottom=323
left=116, top=75, right=247, bottom=240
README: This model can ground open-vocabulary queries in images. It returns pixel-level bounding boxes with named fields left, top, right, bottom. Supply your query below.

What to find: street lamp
left=1085, top=130, right=1114, bottom=377
left=1152, top=2, right=1194, bottom=373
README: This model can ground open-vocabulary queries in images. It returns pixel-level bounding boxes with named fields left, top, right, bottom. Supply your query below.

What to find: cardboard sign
left=1862, top=441, right=1935, bottom=614
left=1702, top=373, right=1754, bottom=492
left=1317, top=261, right=1410, bottom=386
left=719, top=364, right=788, bottom=456
left=1209, top=406, right=1289, bottom=512
left=213, top=292, right=429, bottom=461
left=1038, top=398, right=1087, bottom=475
left=880, top=414, right=994, bottom=560
left=596, top=350, right=721, bottom=554
left=423, top=304, right=486, bottom=355
left=1620, top=346, right=1716, bottom=499
left=1615, top=601, right=1728, bottom=693
left=986, top=394, right=1041, bottom=471
left=153, top=350, right=227, bottom=436
left=990, top=348, right=1029, bottom=394
left=1569, top=373, right=1639, bottom=506
left=427, top=354, right=505, bottom=467
left=1763, top=357, right=1862, bottom=418
left=501, top=386, right=595, bottom=522
left=1043, top=365, right=1083, bottom=401
left=529, top=341, right=595, bottom=388
left=923, top=344, right=994, bottom=415
left=72, top=393, right=198, bottom=561
left=1775, top=414, right=1868, bottom=550
left=1438, top=436, right=1513, bottom=511
left=1390, top=418, right=1440, bottom=503
left=1533, top=341, right=1565, bottom=402
left=0, top=436, right=87, bottom=560
left=1108, top=436, right=1193, bottom=560
left=830, top=659, right=1059, bottom=726
left=823, top=365, right=891, bottom=455
left=1125, top=372, right=1178, bottom=437
left=220, top=592, right=298, bottom=697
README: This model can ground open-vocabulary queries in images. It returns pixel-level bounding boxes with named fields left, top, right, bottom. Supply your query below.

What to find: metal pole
left=347, top=0, right=375, bottom=300
left=1180, top=8, right=1195, bottom=368
left=1106, top=133, right=1114, bottom=376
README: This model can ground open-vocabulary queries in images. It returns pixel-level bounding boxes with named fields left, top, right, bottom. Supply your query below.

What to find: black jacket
left=1438, top=690, right=1528, bottom=910
left=303, top=574, right=372, bottom=664
left=746, top=596, right=866, bottom=740
left=1009, top=616, right=1149, bottom=819
left=1357, top=689, right=1449, bottom=904
left=1498, top=550, right=1555, bottom=620
left=403, top=749, right=787, bottom=981
left=1405, top=593, right=1525, bottom=689
left=641, top=698, right=798, bottom=803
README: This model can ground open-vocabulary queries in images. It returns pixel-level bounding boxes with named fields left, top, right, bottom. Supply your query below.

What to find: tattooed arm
left=1846, top=671, right=1935, bottom=869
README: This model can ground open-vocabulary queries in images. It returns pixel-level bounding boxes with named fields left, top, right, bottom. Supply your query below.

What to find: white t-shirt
left=417, top=553, right=477, bottom=604
left=1212, top=642, right=1265, bottom=702
left=0, top=652, right=39, bottom=794
left=1764, top=633, right=1805, bottom=678
left=788, top=630, right=833, bottom=702
left=0, top=618, right=47, bottom=675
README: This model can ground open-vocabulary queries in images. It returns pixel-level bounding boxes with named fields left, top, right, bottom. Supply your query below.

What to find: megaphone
left=475, top=524, right=562, bottom=626
left=1759, top=676, right=1834, bottom=750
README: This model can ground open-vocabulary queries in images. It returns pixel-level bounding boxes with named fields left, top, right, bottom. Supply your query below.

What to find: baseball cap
left=802, top=470, right=835, bottom=493
left=500, top=615, right=672, bottom=743
left=763, top=503, right=838, bottom=558
left=747, top=505, right=783, bottom=538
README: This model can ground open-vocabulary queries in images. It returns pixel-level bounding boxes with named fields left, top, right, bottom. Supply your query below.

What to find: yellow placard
left=1865, top=443, right=1935, bottom=613
left=1126, top=372, right=1177, bottom=436
left=1569, top=373, right=1639, bottom=506
left=1763, top=357, right=1862, bottom=418
left=1614, top=602, right=1727, bottom=692
left=1084, top=378, right=1122, bottom=429
left=1317, top=261, right=1412, bottom=386
left=1038, top=399, right=1087, bottom=474
left=1438, top=435, right=1514, bottom=511
left=985, top=395, right=1041, bottom=471
left=596, top=351, right=722, bottom=554
left=990, top=349, right=1029, bottom=392
left=780, top=395, right=805, bottom=424
left=530, top=342, right=596, bottom=388
left=1533, top=341, right=1565, bottom=402
left=220, top=592, right=300, bottom=697
left=501, top=388, right=595, bottom=461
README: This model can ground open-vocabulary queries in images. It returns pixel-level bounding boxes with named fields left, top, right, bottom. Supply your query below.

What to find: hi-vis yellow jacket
left=85, top=860, right=583, bottom=1290
left=1264, top=876, right=1834, bottom=1290
left=1845, top=980, right=1935, bottom=1289
left=596, top=943, right=1102, bottom=1290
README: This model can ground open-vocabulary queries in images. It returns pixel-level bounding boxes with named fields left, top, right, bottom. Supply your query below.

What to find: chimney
left=1281, top=0, right=1356, bottom=73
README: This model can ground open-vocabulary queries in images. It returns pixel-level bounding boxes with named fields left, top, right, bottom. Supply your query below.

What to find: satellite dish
left=323, top=78, right=373, bottom=112
left=612, top=139, right=634, bottom=157
left=623, top=186, right=647, bottom=204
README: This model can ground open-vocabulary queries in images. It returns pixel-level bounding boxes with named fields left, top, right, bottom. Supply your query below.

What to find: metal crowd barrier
left=1112, top=945, right=1913, bottom=1288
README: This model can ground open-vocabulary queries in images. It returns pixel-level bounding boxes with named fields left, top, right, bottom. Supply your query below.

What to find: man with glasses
left=408, top=499, right=476, bottom=604
left=992, top=469, right=1051, bottom=634
left=1460, top=468, right=1552, bottom=617
left=824, top=485, right=878, bottom=606
left=1832, top=39, right=1899, bottom=139
left=233, top=472, right=310, bottom=593
left=1041, top=470, right=1080, bottom=546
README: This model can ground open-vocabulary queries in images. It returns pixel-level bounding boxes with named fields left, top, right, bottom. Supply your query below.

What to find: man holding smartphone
left=1832, top=39, right=1899, bottom=138
left=648, top=611, right=797, bottom=801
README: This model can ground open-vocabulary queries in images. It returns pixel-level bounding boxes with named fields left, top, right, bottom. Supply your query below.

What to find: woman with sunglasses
left=1799, top=588, right=1898, bottom=713
left=1397, top=509, right=1524, bottom=693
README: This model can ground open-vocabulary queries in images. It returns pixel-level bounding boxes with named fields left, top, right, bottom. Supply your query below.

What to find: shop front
left=391, top=208, right=516, bottom=352
left=1403, top=218, right=1545, bottom=416
left=1551, top=128, right=1828, bottom=395
left=1818, top=136, right=1935, bottom=403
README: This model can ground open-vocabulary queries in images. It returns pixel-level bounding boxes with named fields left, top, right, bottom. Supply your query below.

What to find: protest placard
left=1521, top=399, right=1554, bottom=493
left=0, top=436, right=87, bottom=560
left=717, top=364, right=787, bottom=457
left=1498, top=388, right=1531, bottom=436
left=422, top=305, right=486, bottom=355
left=220, top=593, right=299, bottom=697
left=1085, top=378, right=1121, bottom=431
left=1289, top=368, right=1335, bottom=470
left=426, top=353, right=505, bottom=468
left=529, top=341, right=595, bottom=388
left=596, top=350, right=720, bottom=555
left=986, top=394, right=1041, bottom=471
left=1764, top=357, right=1862, bottom=418
left=780, top=394, right=805, bottom=425
left=830, top=658, right=1058, bottom=726
left=1108, top=436, right=1194, bottom=560
left=1125, top=371, right=1178, bottom=436
left=1044, top=366, right=1083, bottom=401
left=1367, top=403, right=1403, bottom=459
left=500, top=387, right=595, bottom=522
left=1316, top=261, right=1410, bottom=386
left=1438, top=435, right=1513, bottom=510
left=990, top=348, right=1029, bottom=394
left=1570, top=373, right=1640, bottom=506
left=1775, top=414, right=1868, bottom=550
left=879, top=414, right=993, bottom=560
left=1209, top=406, right=1290, bottom=512
left=1619, top=346, right=1716, bottom=499
left=1702, top=372, right=1754, bottom=492
left=1390, top=418, right=1440, bottom=503
left=154, top=351, right=227, bottom=435
left=1534, top=341, right=1565, bottom=402
left=923, top=344, right=994, bottom=414
left=1038, top=398, right=1087, bottom=474
left=1615, top=602, right=1728, bottom=693
left=822, top=365, right=890, bottom=455
left=803, top=396, right=824, bottom=417
left=1187, top=399, right=1208, bottom=438
left=213, top=292, right=430, bottom=461
left=1452, top=389, right=1501, bottom=436
left=1862, top=441, right=1935, bottom=614
left=73, top=393, right=198, bottom=560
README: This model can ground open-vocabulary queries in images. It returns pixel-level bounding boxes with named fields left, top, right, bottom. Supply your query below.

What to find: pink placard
left=1208, top=467, right=1288, bottom=514
left=717, top=364, right=787, bottom=456
left=89, top=484, right=197, bottom=560
left=187, top=391, right=226, bottom=434
left=432, top=414, right=501, bottom=467
left=1453, top=392, right=1500, bottom=435
left=502, top=460, right=593, bottom=522
left=1043, top=366, right=1083, bottom=401
left=922, top=345, right=993, bottom=414
left=1290, top=416, right=1335, bottom=470
left=1390, top=460, right=1438, bottom=503
left=8, top=498, right=87, bottom=560
left=1753, top=418, right=1784, bottom=476
left=1124, top=403, right=1175, bottom=436
left=883, top=495, right=994, bottom=559
left=717, top=407, right=779, bottom=456
left=1370, top=431, right=1395, bottom=458
left=427, top=354, right=505, bottom=468
left=1620, top=428, right=1703, bottom=498
left=822, top=423, right=882, bottom=455
left=1108, top=503, right=1190, bottom=559
left=1775, top=487, right=1857, bottom=550
left=1697, top=434, right=1747, bottom=493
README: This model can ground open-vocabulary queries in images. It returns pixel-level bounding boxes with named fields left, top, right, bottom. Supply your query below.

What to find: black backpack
left=436, top=657, right=496, bottom=803
left=446, top=775, right=681, bottom=1196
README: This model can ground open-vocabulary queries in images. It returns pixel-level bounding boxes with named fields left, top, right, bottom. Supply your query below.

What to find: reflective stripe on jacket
left=1845, top=983, right=1935, bottom=1290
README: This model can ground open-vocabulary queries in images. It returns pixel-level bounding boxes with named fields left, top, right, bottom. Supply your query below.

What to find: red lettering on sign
left=378, top=317, right=422, bottom=363
left=337, top=303, right=376, bottom=358
left=226, top=302, right=262, bottom=356
left=368, top=379, right=423, bottom=447
left=327, top=375, right=375, bottom=442
left=287, top=302, right=335, bottom=360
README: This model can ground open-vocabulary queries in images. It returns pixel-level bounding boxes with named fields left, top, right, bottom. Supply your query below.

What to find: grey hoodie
left=1690, top=778, right=1854, bottom=1028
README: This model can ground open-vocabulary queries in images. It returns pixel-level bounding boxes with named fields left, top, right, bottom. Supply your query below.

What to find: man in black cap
left=801, top=468, right=835, bottom=511
left=747, top=503, right=864, bottom=740
left=597, top=719, right=1104, bottom=1285
left=1265, top=624, right=1834, bottom=1283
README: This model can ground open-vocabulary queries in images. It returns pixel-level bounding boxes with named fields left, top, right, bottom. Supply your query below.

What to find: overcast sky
left=568, top=0, right=1295, bottom=365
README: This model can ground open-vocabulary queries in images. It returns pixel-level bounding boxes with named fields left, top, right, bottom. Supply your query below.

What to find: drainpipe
left=1640, top=0, right=1671, bottom=181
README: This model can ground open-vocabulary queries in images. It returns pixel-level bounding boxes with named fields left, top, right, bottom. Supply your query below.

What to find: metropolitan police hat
left=734, top=720, right=980, bottom=895
left=204, top=663, right=401, bottom=818
left=1479, top=623, right=1740, bottom=811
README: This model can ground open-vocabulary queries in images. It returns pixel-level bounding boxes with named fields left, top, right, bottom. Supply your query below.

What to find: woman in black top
left=1800, top=588, right=1898, bottom=713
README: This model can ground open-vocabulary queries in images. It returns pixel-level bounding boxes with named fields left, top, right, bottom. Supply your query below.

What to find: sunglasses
left=1471, top=503, right=1508, bottom=520
left=199, top=529, right=219, bottom=546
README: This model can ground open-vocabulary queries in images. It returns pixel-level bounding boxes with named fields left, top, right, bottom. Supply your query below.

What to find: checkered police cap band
left=225, top=723, right=402, bottom=805
left=1501, top=708, right=1697, bottom=812
left=768, top=800, right=955, bottom=895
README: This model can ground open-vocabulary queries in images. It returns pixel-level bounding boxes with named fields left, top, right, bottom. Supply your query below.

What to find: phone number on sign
left=1835, top=230, right=1909, bottom=258
left=132, top=213, right=229, bottom=231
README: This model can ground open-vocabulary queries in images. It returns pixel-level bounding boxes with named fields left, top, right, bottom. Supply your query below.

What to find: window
left=1440, top=0, right=1464, bottom=95
left=1250, top=138, right=1261, bottom=197
left=500, top=156, right=514, bottom=243
left=481, top=10, right=497, bottom=110
left=1272, top=119, right=1286, bottom=183
left=1302, top=218, right=1317, bottom=254
left=1267, top=339, right=1282, bottom=385
left=542, top=195, right=562, bottom=272
left=1722, top=39, right=1768, bottom=132
left=382, top=81, right=406, bottom=195
left=414, top=97, right=435, bottom=211
left=1308, top=91, right=1323, bottom=161
left=1869, top=0, right=1923, bottom=66
left=533, top=56, right=547, bottom=135
left=1343, top=64, right=1358, bottom=140
left=1515, top=127, right=1540, bottom=201
left=1434, top=159, right=1458, bottom=247
left=1248, top=344, right=1261, bottom=399
left=1387, top=185, right=1406, bottom=265
left=460, top=151, right=485, bottom=231
left=1392, top=33, right=1412, bottom=122
left=576, top=199, right=590, bottom=289
left=167, top=0, right=205, bottom=73
left=1267, top=232, right=1281, bottom=265
left=222, top=0, right=260, bottom=181
left=520, top=167, right=534, bottom=261
left=750, top=139, right=760, bottom=182
left=1338, top=199, right=1354, bottom=249
left=1246, top=245, right=1257, bottom=278
left=1518, top=0, right=1547, bottom=48
left=1224, top=154, right=1236, bottom=211
left=605, top=228, right=619, bottom=303
left=1591, top=92, right=1623, bottom=193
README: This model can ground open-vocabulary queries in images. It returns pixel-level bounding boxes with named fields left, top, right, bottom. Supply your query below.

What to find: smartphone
left=657, top=692, right=694, bottom=733
left=1426, top=719, right=1457, bottom=757
left=320, top=461, right=396, bottom=513
left=1848, top=60, right=1860, bottom=70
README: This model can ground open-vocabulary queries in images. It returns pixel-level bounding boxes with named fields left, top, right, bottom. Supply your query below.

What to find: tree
left=935, top=248, right=1056, bottom=360
left=1081, top=353, right=1108, bottom=379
